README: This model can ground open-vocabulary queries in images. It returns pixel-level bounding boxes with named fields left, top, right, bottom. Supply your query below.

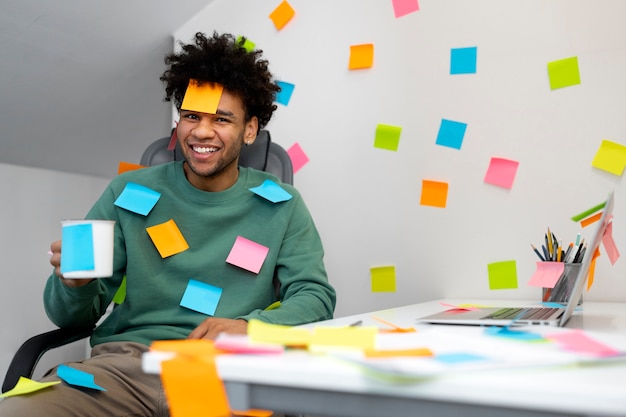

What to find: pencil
left=531, top=244, right=546, bottom=261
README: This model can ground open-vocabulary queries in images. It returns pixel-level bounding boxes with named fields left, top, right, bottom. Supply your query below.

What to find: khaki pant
left=0, top=342, right=169, bottom=417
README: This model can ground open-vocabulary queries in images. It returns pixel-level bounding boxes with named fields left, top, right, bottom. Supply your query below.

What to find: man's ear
left=244, top=116, right=259, bottom=144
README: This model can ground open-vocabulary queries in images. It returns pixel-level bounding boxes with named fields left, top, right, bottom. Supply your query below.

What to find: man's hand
left=49, top=240, right=94, bottom=288
left=187, top=318, right=248, bottom=340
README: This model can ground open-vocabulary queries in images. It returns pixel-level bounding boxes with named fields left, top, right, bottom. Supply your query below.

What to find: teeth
left=193, top=145, right=218, bottom=154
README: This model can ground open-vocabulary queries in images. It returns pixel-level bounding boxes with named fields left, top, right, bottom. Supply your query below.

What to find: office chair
left=2, top=129, right=293, bottom=393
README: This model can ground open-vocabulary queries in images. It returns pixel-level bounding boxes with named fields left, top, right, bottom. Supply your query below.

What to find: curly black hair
left=160, top=32, right=280, bottom=129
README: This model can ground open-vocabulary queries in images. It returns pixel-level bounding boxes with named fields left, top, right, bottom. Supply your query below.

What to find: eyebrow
left=215, top=109, right=237, bottom=119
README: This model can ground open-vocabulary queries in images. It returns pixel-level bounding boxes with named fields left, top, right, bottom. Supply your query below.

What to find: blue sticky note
left=114, top=182, right=161, bottom=216
left=485, top=326, right=544, bottom=341
left=435, top=352, right=487, bottom=364
left=450, top=46, right=477, bottom=74
left=57, top=364, right=106, bottom=391
left=249, top=180, right=293, bottom=203
left=180, top=279, right=223, bottom=316
left=275, top=81, right=295, bottom=106
left=60, top=224, right=95, bottom=273
left=436, top=119, right=467, bottom=150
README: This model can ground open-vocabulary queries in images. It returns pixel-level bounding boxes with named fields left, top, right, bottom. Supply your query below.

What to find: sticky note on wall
left=420, top=180, right=448, bottom=208
left=370, top=265, right=396, bottom=292
left=392, top=0, right=420, bottom=18
left=487, top=260, right=518, bottom=290
left=591, top=139, right=626, bottom=176
left=547, top=56, right=581, bottom=90
left=483, top=157, right=520, bottom=189
left=349, top=44, right=374, bottom=70
left=450, top=47, right=477, bottom=74
left=374, top=124, right=402, bottom=151
left=436, top=119, right=467, bottom=150
left=269, top=0, right=295, bottom=30
left=287, top=142, right=309, bottom=174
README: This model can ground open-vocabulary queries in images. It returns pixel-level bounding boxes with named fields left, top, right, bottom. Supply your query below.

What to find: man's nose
left=192, top=119, right=216, bottom=138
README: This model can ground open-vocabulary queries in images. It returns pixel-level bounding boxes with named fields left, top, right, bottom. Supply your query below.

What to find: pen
left=563, top=243, right=574, bottom=263
left=531, top=244, right=546, bottom=261
left=572, top=241, right=584, bottom=263
left=349, top=320, right=363, bottom=327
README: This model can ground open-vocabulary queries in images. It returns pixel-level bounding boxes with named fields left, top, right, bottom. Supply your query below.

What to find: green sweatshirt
left=44, top=162, right=336, bottom=346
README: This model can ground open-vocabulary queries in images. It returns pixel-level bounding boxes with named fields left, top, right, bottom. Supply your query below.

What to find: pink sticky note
left=226, top=236, right=269, bottom=274
left=392, top=0, right=419, bottom=18
left=547, top=330, right=621, bottom=357
left=287, top=142, right=309, bottom=174
left=602, top=221, right=620, bottom=265
left=439, top=302, right=478, bottom=311
left=528, top=261, right=565, bottom=288
left=484, top=157, right=519, bottom=189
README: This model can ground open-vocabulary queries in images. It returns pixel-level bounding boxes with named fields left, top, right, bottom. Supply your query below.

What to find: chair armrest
left=2, top=326, right=94, bottom=393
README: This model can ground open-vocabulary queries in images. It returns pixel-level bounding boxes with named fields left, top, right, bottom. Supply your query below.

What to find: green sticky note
left=112, top=276, right=127, bottom=304
left=547, top=56, right=581, bottom=90
left=371, top=265, right=396, bottom=292
left=374, top=124, right=402, bottom=151
left=487, top=260, right=518, bottom=290
left=237, top=36, right=255, bottom=52
left=0, top=377, right=60, bottom=398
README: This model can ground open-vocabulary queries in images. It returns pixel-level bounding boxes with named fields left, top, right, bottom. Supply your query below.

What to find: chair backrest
left=139, top=129, right=293, bottom=185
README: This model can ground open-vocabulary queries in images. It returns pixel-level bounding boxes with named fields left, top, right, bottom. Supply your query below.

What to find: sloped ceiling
left=0, top=0, right=212, bottom=178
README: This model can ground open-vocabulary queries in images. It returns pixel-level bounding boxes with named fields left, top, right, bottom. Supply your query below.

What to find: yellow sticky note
left=248, top=319, right=311, bottom=346
left=311, top=326, right=377, bottom=350
left=420, top=180, right=448, bottom=208
left=488, top=260, right=518, bottom=290
left=180, top=80, right=224, bottom=114
left=365, top=348, right=433, bottom=358
left=547, top=56, right=581, bottom=90
left=161, top=355, right=230, bottom=417
left=370, top=265, right=396, bottom=292
left=146, top=219, right=189, bottom=258
left=0, top=377, right=60, bottom=398
left=269, top=0, right=295, bottom=30
left=591, top=139, right=626, bottom=176
left=349, top=43, right=374, bottom=70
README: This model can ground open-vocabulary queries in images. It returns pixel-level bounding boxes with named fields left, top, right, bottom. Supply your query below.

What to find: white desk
left=146, top=300, right=626, bottom=417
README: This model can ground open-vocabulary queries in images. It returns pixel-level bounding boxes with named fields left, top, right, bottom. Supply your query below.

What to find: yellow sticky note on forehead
left=180, top=80, right=223, bottom=114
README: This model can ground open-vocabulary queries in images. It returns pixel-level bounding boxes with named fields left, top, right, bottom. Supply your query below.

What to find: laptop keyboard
left=482, top=307, right=560, bottom=321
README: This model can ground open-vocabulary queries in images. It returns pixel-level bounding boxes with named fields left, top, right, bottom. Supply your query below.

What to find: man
left=0, top=32, right=336, bottom=416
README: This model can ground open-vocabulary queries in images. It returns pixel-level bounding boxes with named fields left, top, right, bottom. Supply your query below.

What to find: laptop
left=418, top=190, right=615, bottom=327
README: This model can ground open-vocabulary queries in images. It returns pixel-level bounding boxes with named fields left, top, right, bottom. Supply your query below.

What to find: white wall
left=0, top=163, right=109, bottom=381
left=176, top=0, right=626, bottom=317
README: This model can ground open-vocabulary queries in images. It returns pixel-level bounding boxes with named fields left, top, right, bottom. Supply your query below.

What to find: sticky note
left=226, top=236, right=269, bottom=274
left=180, top=80, right=223, bottom=114
left=374, top=124, right=402, bottom=151
left=161, top=355, right=230, bottom=417
left=485, top=327, right=544, bottom=341
left=365, top=348, right=432, bottom=358
left=547, top=56, right=581, bottom=90
left=450, top=47, right=477, bottom=74
left=436, top=119, right=467, bottom=150
left=249, top=180, right=292, bottom=203
left=269, top=0, right=295, bottom=30
left=484, top=157, right=519, bottom=189
left=57, top=364, right=106, bottom=391
left=370, top=265, right=396, bottom=292
left=287, top=142, right=309, bottom=174
left=275, top=81, right=295, bottom=106
left=60, top=223, right=95, bottom=273
left=571, top=201, right=606, bottom=222
left=581, top=212, right=602, bottom=228
left=435, top=353, right=487, bottom=364
left=547, top=329, right=620, bottom=357
left=146, top=219, right=189, bottom=258
left=167, top=124, right=178, bottom=151
left=114, top=182, right=161, bottom=216
left=591, top=139, right=626, bottom=176
left=152, top=339, right=222, bottom=356
left=214, top=334, right=284, bottom=354
left=392, top=0, right=419, bottom=18
left=248, top=319, right=312, bottom=346
left=0, top=377, right=60, bottom=398
left=488, top=260, right=518, bottom=290
left=420, top=180, right=448, bottom=208
left=603, top=221, right=620, bottom=265
left=439, top=302, right=478, bottom=311
left=112, top=276, right=127, bottom=304
left=311, top=326, right=377, bottom=350
left=117, top=161, right=145, bottom=175
left=236, top=35, right=255, bottom=52
left=180, top=279, right=223, bottom=316
left=528, top=261, right=565, bottom=288
left=349, top=44, right=374, bottom=70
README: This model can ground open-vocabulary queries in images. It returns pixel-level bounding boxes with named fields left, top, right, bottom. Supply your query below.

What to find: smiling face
left=177, top=89, right=258, bottom=192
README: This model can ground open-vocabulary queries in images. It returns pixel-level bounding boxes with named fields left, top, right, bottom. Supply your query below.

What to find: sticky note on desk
left=0, top=377, right=60, bottom=398
left=248, top=319, right=312, bottom=346
left=487, top=260, right=518, bottom=290
left=114, top=182, right=161, bottom=216
left=226, top=236, right=269, bottom=274
left=547, top=56, right=581, bottom=90
left=311, top=326, right=377, bottom=350
left=57, top=364, right=106, bottom=391
left=591, top=139, right=626, bottom=176
left=528, top=261, right=564, bottom=288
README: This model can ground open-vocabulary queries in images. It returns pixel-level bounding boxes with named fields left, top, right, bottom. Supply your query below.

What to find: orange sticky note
left=118, top=161, right=145, bottom=175
left=269, top=0, right=295, bottom=30
left=151, top=339, right=224, bottom=356
left=587, top=247, right=600, bottom=290
left=420, top=180, right=448, bottom=208
left=146, top=219, right=189, bottom=258
left=581, top=211, right=602, bottom=228
left=161, top=355, right=230, bottom=417
left=349, top=44, right=374, bottom=70
left=180, top=80, right=223, bottom=114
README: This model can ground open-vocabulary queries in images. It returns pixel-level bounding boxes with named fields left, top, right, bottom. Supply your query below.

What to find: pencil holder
left=542, top=263, right=583, bottom=305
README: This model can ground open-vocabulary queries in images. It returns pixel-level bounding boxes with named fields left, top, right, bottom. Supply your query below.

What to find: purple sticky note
left=180, top=279, right=223, bottom=316
left=287, top=142, right=309, bottom=174
left=226, top=236, right=269, bottom=274
left=114, top=182, right=161, bottom=216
